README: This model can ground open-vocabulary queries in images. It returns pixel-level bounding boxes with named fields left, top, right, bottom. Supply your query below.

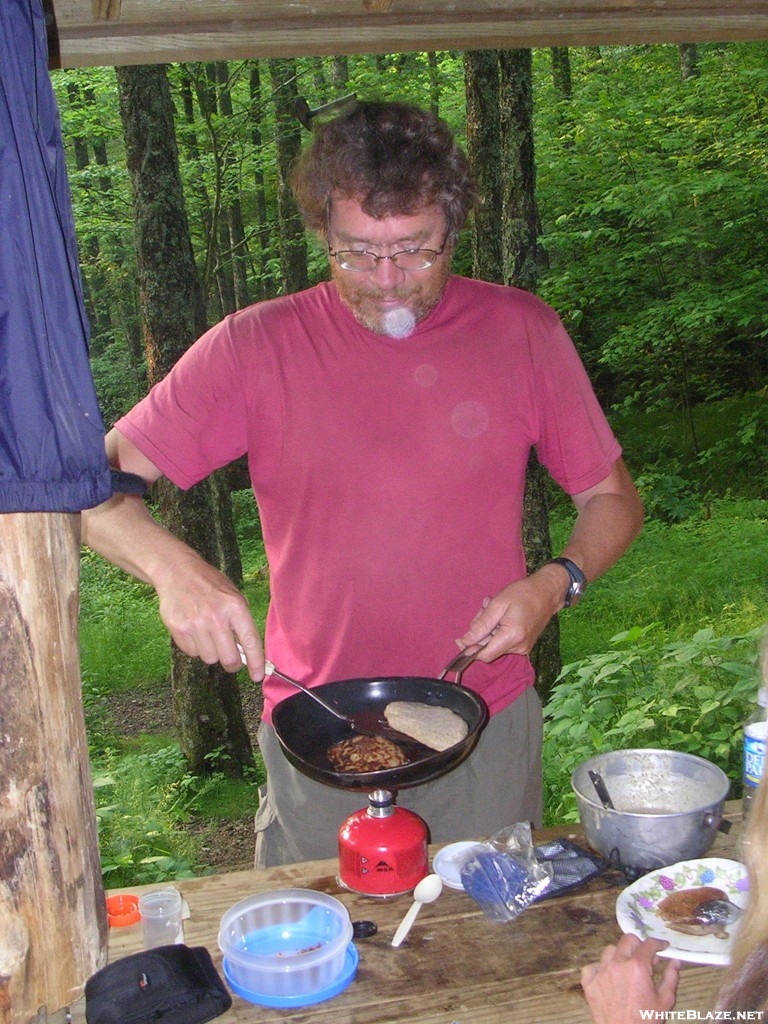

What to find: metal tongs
left=263, top=647, right=482, bottom=743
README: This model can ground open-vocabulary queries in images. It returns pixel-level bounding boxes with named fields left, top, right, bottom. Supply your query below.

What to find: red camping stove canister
left=338, top=789, right=428, bottom=897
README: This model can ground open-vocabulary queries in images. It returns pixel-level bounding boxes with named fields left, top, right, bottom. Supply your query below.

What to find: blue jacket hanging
left=0, top=0, right=113, bottom=512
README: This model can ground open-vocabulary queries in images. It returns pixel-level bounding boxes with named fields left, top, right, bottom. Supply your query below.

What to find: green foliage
left=93, top=746, right=207, bottom=885
left=92, top=744, right=265, bottom=884
left=611, top=393, right=768, bottom=500
left=79, top=549, right=170, bottom=695
left=82, top=678, right=120, bottom=756
left=89, top=336, right=147, bottom=426
left=553, top=494, right=768, bottom=664
left=231, top=489, right=266, bottom=571
left=543, top=625, right=764, bottom=825
left=535, top=43, right=768, bottom=412
left=191, top=762, right=265, bottom=821
left=696, top=402, right=768, bottom=497
left=52, top=46, right=768, bottom=422
left=633, top=463, right=702, bottom=524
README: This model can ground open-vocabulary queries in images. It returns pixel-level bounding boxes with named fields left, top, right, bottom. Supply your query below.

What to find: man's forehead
left=328, top=196, right=445, bottom=243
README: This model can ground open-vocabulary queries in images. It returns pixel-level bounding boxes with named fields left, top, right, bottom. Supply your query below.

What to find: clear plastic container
left=218, top=888, right=353, bottom=998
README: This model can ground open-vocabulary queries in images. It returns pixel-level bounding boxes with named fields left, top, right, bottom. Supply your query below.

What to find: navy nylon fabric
left=0, top=0, right=112, bottom=512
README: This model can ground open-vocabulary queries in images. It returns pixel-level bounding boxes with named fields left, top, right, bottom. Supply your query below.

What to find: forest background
left=51, top=43, right=768, bottom=884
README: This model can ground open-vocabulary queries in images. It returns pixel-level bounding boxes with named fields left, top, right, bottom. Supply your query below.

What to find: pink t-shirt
left=116, top=276, right=620, bottom=722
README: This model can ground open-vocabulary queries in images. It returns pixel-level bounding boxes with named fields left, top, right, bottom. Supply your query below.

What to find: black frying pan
left=272, top=673, right=489, bottom=792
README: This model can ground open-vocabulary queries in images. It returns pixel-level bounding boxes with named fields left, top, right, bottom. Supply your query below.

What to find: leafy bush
left=611, top=393, right=767, bottom=502
left=543, top=624, right=763, bottom=825
left=697, top=404, right=768, bottom=498
left=634, top=462, right=703, bottom=524
left=94, top=745, right=211, bottom=885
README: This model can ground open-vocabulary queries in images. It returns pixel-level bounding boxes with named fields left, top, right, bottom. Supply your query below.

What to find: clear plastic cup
left=139, top=887, right=184, bottom=948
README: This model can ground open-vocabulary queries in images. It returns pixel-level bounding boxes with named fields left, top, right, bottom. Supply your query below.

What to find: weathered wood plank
left=0, top=513, right=107, bottom=1024
left=46, top=0, right=768, bottom=69
left=66, top=811, right=744, bottom=1024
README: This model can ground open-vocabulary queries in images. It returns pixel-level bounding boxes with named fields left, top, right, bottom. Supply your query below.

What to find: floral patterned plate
left=615, top=858, right=749, bottom=966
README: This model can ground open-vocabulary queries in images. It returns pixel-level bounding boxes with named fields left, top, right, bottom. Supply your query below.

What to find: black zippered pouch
left=84, top=944, right=232, bottom=1024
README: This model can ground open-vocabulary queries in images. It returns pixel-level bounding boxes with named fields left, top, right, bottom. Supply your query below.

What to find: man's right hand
left=154, top=549, right=264, bottom=678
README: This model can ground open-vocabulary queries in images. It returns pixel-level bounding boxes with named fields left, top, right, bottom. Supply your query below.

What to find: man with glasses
left=83, top=100, right=643, bottom=867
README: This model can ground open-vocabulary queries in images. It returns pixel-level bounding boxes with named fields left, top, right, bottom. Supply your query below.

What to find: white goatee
left=382, top=307, right=416, bottom=339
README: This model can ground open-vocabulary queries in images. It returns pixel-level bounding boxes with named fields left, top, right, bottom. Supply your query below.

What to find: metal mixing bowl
left=571, top=748, right=730, bottom=871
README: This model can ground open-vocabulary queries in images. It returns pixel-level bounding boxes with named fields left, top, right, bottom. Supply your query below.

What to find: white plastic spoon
left=390, top=873, right=443, bottom=948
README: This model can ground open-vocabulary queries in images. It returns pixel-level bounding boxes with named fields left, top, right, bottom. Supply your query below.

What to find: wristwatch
left=547, top=557, right=587, bottom=608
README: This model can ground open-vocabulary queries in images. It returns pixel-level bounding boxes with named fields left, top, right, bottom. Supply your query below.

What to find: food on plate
left=657, top=885, right=734, bottom=938
left=327, top=734, right=408, bottom=773
left=383, top=701, right=469, bottom=751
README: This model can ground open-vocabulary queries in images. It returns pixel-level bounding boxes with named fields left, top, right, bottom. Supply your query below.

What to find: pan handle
left=438, top=646, right=482, bottom=685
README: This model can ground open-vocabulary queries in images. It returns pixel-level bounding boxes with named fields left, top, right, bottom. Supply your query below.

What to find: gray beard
left=381, top=307, right=417, bottom=338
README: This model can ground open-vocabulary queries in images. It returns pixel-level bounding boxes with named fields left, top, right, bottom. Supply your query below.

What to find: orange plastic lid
left=106, top=893, right=140, bottom=927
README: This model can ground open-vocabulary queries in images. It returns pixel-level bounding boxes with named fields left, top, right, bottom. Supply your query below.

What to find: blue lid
left=223, top=942, right=358, bottom=1008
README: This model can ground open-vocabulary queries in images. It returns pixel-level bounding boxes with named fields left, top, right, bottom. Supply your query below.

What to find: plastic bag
left=459, top=822, right=552, bottom=923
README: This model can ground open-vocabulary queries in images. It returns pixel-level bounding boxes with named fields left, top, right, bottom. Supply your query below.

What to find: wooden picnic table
left=68, top=800, right=746, bottom=1024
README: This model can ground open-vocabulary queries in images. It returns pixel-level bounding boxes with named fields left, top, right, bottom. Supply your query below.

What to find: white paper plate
left=432, top=842, right=490, bottom=891
left=615, top=857, right=749, bottom=966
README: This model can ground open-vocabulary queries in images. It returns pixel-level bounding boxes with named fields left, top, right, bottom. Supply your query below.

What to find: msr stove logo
left=373, top=860, right=393, bottom=873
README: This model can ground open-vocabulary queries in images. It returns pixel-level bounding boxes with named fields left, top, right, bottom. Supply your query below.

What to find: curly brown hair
left=290, top=100, right=478, bottom=241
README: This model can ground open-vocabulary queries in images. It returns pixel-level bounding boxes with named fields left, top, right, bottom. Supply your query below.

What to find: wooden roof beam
left=46, top=1, right=768, bottom=70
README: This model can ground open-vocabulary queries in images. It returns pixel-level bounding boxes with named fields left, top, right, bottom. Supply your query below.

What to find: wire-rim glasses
left=328, top=233, right=449, bottom=272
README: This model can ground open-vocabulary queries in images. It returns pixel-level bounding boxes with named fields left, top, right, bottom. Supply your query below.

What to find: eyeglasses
left=328, top=233, right=449, bottom=273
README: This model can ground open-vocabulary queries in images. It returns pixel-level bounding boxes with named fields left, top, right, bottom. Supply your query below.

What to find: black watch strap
left=548, top=556, right=587, bottom=607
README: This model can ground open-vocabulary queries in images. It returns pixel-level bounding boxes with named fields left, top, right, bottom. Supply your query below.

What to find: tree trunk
left=248, top=62, right=276, bottom=301
left=427, top=51, right=440, bottom=116
left=465, top=50, right=561, bottom=704
left=499, top=49, right=560, bottom=702
left=679, top=42, right=701, bottom=80
left=464, top=51, right=503, bottom=282
left=499, top=49, right=544, bottom=293
left=215, top=62, right=251, bottom=311
left=177, top=67, right=216, bottom=313
left=267, top=58, right=309, bottom=293
left=0, top=513, right=106, bottom=1023
left=330, top=56, right=349, bottom=88
left=115, top=63, right=254, bottom=777
left=550, top=47, right=572, bottom=99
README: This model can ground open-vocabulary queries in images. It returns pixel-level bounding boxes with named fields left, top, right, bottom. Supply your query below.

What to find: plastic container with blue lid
left=223, top=943, right=358, bottom=1007
left=218, top=888, right=353, bottom=999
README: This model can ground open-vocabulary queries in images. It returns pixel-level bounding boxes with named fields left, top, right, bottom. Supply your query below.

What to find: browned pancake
left=657, top=886, right=727, bottom=923
left=327, top=734, right=408, bottom=773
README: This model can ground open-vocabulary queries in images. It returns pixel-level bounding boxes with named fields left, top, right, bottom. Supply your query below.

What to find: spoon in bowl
left=588, top=769, right=616, bottom=810
left=391, top=873, right=443, bottom=947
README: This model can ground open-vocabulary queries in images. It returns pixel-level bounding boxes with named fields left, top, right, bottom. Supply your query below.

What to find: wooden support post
left=0, top=513, right=107, bottom=1024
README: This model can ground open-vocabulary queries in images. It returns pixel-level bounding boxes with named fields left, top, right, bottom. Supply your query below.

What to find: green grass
left=555, top=497, right=768, bottom=665
left=191, top=772, right=261, bottom=821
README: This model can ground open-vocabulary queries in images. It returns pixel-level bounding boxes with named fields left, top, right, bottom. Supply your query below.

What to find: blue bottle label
left=744, top=730, right=766, bottom=788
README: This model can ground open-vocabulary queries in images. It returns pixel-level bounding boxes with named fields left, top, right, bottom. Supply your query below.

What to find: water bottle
left=742, top=685, right=768, bottom=819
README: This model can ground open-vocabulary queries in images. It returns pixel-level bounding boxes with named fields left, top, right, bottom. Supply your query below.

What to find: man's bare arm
left=81, top=429, right=264, bottom=679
